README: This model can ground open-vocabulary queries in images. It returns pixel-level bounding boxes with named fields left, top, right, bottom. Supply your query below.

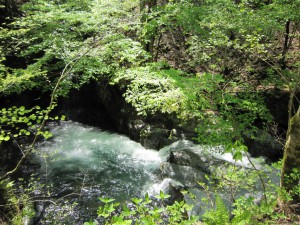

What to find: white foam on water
left=36, top=121, right=164, bottom=200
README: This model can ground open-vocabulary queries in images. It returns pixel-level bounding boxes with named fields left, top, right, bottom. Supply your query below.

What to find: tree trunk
left=280, top=106, right=300, bottom=201
left=140, top=0, right=157, bottom=60
left=280, top=19, right=291, bottom=68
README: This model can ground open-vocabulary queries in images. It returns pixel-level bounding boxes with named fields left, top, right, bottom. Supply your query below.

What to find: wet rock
left=167, top=149, right=213, bottom=174
left=165, top=144, right=226, bottom=174
left=31, top=202, right=45, bottom=225
left=157, top=140, right=280, bottom=220
left=140, top=125, right=178, bottom=149
left=184, top=188, right=231, bottom=218
left=244, top=129, right=283, bottom=162
left=127, top=119, right=146, bottom=140
left=160, top=162, right=208, bottom=188
left=153, top=178, right=185, bottom=204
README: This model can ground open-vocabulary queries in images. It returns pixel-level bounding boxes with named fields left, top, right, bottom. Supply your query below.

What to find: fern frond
left=203, top=194, right=230, bottom=225
left=215, top=195, right=230, bottom=225
left=230, top=211, right=252, bottom=225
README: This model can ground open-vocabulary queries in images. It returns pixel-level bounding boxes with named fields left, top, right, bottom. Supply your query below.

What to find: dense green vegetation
left=0, top=0, right=300, bottom=224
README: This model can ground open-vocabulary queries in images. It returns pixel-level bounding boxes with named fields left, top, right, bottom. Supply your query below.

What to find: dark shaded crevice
left=58, top=81, right=118, bottom=131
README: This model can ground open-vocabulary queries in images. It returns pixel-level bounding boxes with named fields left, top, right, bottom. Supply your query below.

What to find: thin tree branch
left=1, top=42, right=98, bottom=180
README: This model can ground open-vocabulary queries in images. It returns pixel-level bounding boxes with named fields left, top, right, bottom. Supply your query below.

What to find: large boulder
left=156, top=140, right=279, bottom=219
left=140, top=125, right=180, bottom=149
left=160, top=162, right=208, bottom=188
left=167, top=148, right=224, bottom=174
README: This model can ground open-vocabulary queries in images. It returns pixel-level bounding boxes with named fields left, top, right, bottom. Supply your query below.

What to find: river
left=31, top=121, right=164, bottom=224
left=27, top=120, right=277, bottom=224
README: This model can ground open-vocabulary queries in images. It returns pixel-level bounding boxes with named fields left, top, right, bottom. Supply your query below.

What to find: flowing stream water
left=31, top=121, right=164, bottom=224
left=27, top=121, right=278, bottom=224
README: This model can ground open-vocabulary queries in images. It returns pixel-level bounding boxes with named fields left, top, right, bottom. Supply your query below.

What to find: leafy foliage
left=196, top=158, right=285, bottom=225
left=0, top=0, right=146, bottom=96
left=85, top=192, right=198, bottom=225
left=0, top=105, right=66, bottom=144
left=0, top=0, right=300, bottom=223
left=194, top=72, right=272, bottom=146
left=111, top=62, right=185, bottom=116
left=203, top=194, right=230, bottom=225
left=88, top=159, right=285, bottom=225
left=0, top=179, right=36, bottom=225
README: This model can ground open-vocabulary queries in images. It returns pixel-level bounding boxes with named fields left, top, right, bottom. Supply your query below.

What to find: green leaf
left=107, top=203, right=115, bottom=213
left=6, top=181, right=14, bottom=188
left=132, top=197, right=143, bottom=205
left=3, top=136, right=10, bottom=141
left=144, top=193, right=152, bottom=204
left=99, top=197, right=115, bottom=203
left=154, top=191, right=171, bottom=200
left=233, top=151, right=243, bottom=162
left=42, top=131, right=53, bottom=139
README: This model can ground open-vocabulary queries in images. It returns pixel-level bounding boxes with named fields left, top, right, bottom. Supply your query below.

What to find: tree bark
left=140, top=0, right=157, bottom=60
left=280, top=106, right=300, bottom=200
left=280, top=19, right=291, bottom=68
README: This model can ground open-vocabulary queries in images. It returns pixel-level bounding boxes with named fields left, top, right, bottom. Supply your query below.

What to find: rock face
left=139, top=125, right=178, bottom=149
left=59, top=80, right=286, bottom=160
left=0, top=140, right=23, bottom=174
left=59, top=80, right=196, bottom=149
left=59, top=81, right=116, bottom=130
left=156, top=140, right=278, bottom=218
left=244, top=129, right=283, bottom=162
left=160, top=162, right=208, bottom=188
left=159, top=147, right=212, bottom=214
left=159, top=141, right=225, bottom=189
left=167, top=148, right=222, bottom=173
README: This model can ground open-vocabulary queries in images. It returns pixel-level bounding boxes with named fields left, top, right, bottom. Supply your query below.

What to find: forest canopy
left=0, top=0, right=300, bottom=224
